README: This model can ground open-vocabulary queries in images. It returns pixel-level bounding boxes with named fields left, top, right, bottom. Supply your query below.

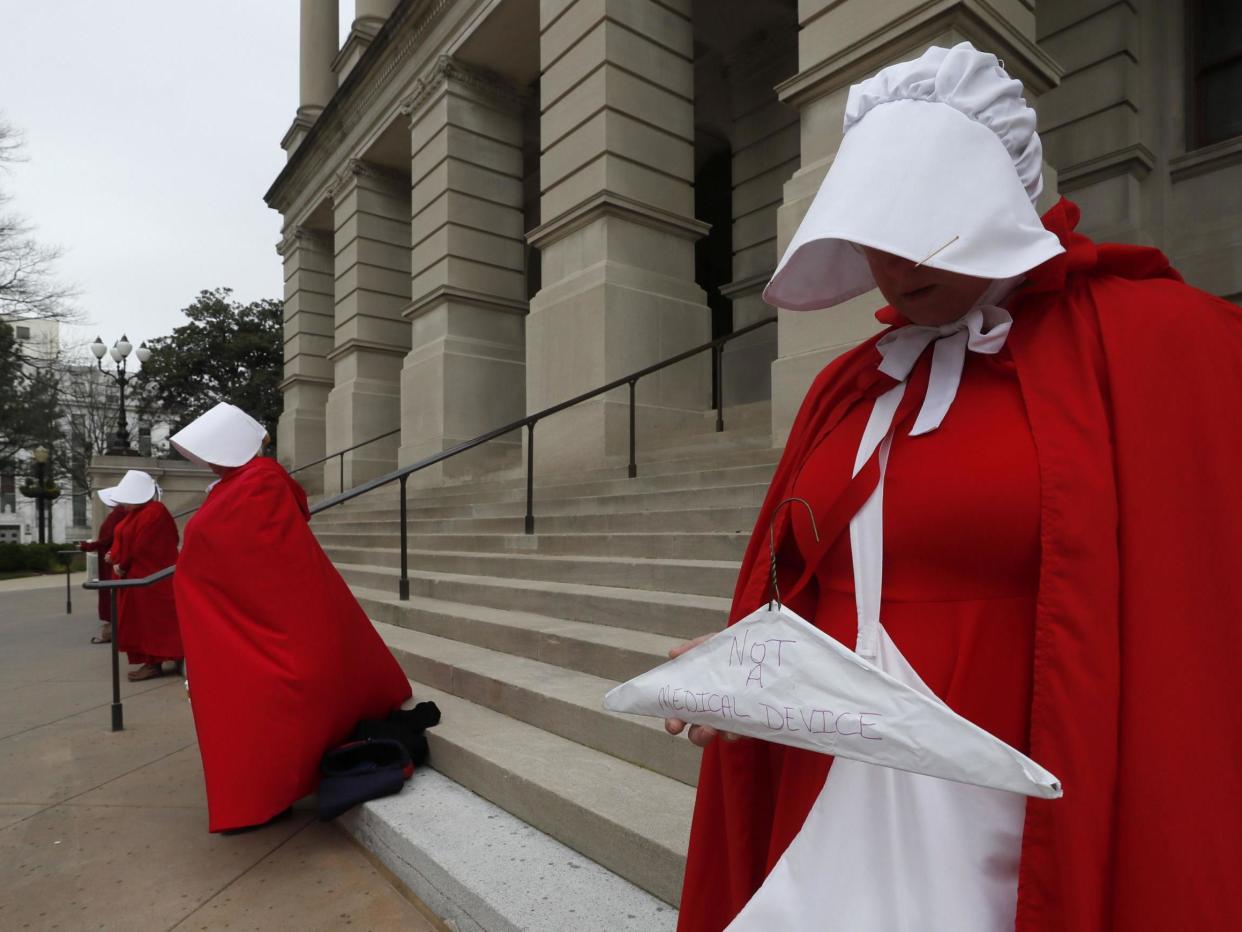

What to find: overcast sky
left=0, top=2, right=355, bottom=367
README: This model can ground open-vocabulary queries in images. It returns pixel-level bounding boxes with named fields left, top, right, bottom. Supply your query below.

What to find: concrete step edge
left=378, top=623, right=698, bottom=785
left=386, top=680, right=694, bottom=905
left=336, top=563, right=733, bottom=611
left=340, top=767, right=678, bottom=932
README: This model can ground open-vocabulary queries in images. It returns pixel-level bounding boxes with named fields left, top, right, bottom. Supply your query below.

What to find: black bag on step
left=317, top=737, right=412, bottom=821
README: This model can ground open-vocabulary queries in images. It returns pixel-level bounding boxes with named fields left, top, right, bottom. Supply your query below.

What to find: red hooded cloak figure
left=170, top=403, right=412, bottom=833
left=674, top=44, right=1242, bottom=932
left=79, top=499, right=124, bottom=639
left=100, top=470, right=182, bottom=680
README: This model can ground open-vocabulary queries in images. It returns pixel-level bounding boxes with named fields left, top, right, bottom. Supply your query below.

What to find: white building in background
left=0, top=319, right=170, bottom=544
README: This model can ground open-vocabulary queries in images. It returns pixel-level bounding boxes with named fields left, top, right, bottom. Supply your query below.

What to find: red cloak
left=109, top=501, right=182, bottom=664
left=174, top=456, right=412, bottom=832
left=678, top=199, right=1242, bottom=931
left=81, top=507, right=124, bottom=622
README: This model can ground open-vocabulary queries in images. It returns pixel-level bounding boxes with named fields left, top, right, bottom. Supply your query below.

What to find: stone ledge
left=777, top=1, right=1062, bottom=110
left=527, top=190, right=709, bottom=249
left=1169, top=136, right=1242, bottom=184
left=1057, top=142, right=1155, bottom=189
left=339, top=768, right=677, bottom=932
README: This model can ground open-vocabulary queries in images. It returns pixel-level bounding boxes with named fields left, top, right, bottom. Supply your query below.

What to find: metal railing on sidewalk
left=81, top=316, right=777, bottom=730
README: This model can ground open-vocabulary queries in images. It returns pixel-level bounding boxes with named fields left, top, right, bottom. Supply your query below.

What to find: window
left=0, top=471, right=14, bottom=513
left=15, top=326, right=30, bottom=340
left=1189, top=0, right=1242, bottom=147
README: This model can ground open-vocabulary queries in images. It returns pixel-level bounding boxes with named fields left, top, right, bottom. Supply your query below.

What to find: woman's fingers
left=667, top=632, right=712, bottom=660
left=665, top=717, right=687, bottom=735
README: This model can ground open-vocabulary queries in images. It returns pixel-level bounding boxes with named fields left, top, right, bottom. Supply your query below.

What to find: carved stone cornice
left=265, top=0, right=457, bottom=214
left=276, top=225, right=332, bottom=257
left=527, top=191, right=711, bottom=250
left=327, top=158, right=408, bottom=201
left=399, top=55, right=526, bottom=123
left=326, top=337, right=410, bottom=362
left=1058, top=143, right=1156, bottom=190
left=401, top=285, right=529, bottom=321
left=719, top=271, right=775, bottom=300
left=776, top=0, right=1063, bottom=110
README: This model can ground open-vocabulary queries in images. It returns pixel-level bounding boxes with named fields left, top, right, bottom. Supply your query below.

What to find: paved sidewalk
left=0, top=582, right=445, bottom=932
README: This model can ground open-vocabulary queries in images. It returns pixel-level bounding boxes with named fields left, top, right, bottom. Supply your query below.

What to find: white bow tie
left=874, top=305, right=1013, bottom=436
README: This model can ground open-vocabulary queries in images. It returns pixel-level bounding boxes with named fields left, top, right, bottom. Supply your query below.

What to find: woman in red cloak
left=100, top=470, right=183, bottom=682
left=79, top=490, right=124, bottom=644
left=669, top=44, right=1242, bottom=931
left=169, top=403, right=412, bottom=833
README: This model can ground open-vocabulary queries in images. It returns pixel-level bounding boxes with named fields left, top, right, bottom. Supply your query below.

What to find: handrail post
left=63, top=553, right=72, bottom=614
left=714, top=343, right=725, bottom=433
left=628, top=379, right=638, bottom=479
left=110, top=589, right=123, bottom=732
left=525, top=421, right=535, bottom=535
left=398, top=475, right=410, bottom=601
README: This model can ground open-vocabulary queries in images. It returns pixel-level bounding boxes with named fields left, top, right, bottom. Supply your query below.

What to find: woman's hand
left=663, top=633, right=741, bottom=748
left=114, top=566, right=125, bottom=578
left=103, top=550, right=113, bottom=564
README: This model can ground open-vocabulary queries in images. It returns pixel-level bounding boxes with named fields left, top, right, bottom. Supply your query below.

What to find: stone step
left=325, top=547, right=739, bottom=598
left=340, top=461, right=779, bottom=510
left=340, top=768, right=677, bottom=932
left=337, top=565, right=730, bottom=640
left=384, top=674, right=693, bottom=908
left=379, top=623, right=699, bottom=787
left=313, top=504, right=762, bottom=536
left=316, top=530, right=750, bottom=561
left=356, top=588, right=678, bottom=683
left=321, top=480, right=771, bottom=522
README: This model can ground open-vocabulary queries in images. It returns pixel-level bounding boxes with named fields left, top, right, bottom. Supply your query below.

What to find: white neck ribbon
left=850, top=304, right=1013, bottom=658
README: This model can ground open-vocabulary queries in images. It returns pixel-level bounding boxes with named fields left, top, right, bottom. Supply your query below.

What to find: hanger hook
left=768, top=497, right=820, bottom=610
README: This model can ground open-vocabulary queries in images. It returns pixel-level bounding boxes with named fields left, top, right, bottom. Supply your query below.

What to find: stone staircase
left=310, top=402, right=779, bottom=918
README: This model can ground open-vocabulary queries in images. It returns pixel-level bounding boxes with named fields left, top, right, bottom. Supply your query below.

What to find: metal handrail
left=84, top=566, right=176, bottom=731
left=79, top=315, right=777, bottom=731
left=56, top=549, right=82, bottom=614
left=288, top=427, right=401, bottom=494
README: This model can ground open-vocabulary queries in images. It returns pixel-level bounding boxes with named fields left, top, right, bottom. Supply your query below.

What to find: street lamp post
left=90, top=335, right=151, bottom=456
left=19, top=446, right=60, bottom=544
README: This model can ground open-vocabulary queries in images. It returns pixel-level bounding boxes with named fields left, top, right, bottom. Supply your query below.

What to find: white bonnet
left=763, top=42, right=1064, bottom=312
left=845, top=42, right=1044, bottom=204
left=170, top=402, right=266, bottom=468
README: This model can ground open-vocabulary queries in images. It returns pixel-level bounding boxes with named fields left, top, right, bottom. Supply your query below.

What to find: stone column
left=284, top=0, right=339, bottom=156
left=324, top=160, right=412, bottom=494
left=399, top=58, right=530, bottom=485
left=719, top=30, right=799, bottom=408
left=1036, top=1, right=1151, bottom=244
left=276, top=226, right=335, bottom=494
left=334, top=0, right=400, bottom=84
left=528, top=0, right=710, bottom=472
left=768, top=0, right=1062, bottom=442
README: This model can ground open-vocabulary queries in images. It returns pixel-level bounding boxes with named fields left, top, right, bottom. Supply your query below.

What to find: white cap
left=763, top=42, right=1064, bottom=312
left=102, top=470, right=159, bottom=505
left=170, top=403, right=266, bottom=468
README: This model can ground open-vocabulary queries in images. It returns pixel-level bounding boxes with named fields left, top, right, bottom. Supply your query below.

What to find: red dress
left=109, top=502, right=183, bottom=664
left=679, top=199, right=1242, bottom=931
left=81, top=507, right=124, bottom=622
left=739, top=346, right=1041, bottom=872
left=174, top=456, right=412, bottom=832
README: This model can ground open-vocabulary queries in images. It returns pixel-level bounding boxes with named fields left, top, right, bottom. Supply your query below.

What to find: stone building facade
left=267, top=0, right=1242, bottom=493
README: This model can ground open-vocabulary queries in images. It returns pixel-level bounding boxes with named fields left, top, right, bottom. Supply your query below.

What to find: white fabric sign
left=603, top=604, right=1061, bottom=799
